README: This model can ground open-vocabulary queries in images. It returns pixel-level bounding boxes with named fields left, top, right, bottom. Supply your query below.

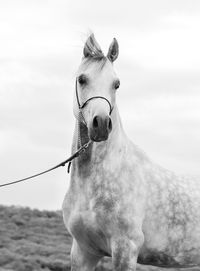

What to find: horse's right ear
left=107, top=38, right=119, bottom=62
left=83, top=36, right=92, bottom=58
left=83, top=34, right=102, bottom=58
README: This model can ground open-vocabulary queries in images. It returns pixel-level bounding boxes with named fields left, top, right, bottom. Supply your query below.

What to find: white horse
left=62, top=33, right=200, bottom=270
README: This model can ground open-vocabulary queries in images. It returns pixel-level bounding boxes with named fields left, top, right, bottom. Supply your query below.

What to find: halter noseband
left=75, top=79, right=113, bottom=116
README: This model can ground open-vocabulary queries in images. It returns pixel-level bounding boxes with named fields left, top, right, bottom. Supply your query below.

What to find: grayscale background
left=0, top=0, right=200, bottom=210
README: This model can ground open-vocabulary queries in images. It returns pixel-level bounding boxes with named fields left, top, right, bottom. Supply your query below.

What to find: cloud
left=117, top=67, right=200, bottom=176
left=66, top=0, right=200, bottom=29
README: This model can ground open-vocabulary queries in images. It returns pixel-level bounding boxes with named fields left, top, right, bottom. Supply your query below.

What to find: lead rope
left=1, top=78, right=113, bottom=188
left=0, top=140, right=92, bottom=188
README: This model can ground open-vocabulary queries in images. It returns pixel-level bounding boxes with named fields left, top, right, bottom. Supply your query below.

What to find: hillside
left=0, top=205, right=71, bottom=271
left=0, top=205, right=199, bottom=271
left=0, top=205, right=112, bottom=271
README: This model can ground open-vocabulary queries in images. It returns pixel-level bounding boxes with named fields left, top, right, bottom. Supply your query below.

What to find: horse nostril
left=108, top=118, right=112, bottom=131
left=93, top=116, right=99, bottom=128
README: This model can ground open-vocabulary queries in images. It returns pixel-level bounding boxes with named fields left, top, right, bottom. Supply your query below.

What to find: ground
left=0, top=205, right=199, bottom=271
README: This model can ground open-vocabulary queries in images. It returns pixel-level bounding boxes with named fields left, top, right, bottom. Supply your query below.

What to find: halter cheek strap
left=75, top=80, right=113, bottom=116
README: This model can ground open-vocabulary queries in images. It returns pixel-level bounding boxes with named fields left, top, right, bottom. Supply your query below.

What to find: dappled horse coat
left=63, top=34, right=200, bottom=270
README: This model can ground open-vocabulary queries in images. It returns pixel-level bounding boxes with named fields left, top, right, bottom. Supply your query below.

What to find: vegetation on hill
left=0, top=205, right=199, bottom=271
left=0, top=205, right=71, bottom=271
left=0, top=205, right=113, bottom=271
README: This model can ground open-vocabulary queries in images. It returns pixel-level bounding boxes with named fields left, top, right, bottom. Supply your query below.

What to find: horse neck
left=72, top=106, right=125, bottom=176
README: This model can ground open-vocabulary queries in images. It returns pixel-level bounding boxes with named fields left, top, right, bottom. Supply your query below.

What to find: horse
left=62, top=33, right=200, bottom=270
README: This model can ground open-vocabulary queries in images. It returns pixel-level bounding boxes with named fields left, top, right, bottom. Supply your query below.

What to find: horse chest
left=73, top=162, right=143, bottom=213
left=63, top=162, right=146, bottom=247
left=67, top=209, right=111, bottom=256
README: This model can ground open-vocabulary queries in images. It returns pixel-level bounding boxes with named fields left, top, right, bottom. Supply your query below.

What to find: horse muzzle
left=89, top=115, right=112, bottom=142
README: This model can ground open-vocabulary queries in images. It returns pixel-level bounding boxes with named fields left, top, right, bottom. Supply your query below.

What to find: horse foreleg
left=70, top=238, right=102, bottom=271
left=111, top=237, right=143, bottom=271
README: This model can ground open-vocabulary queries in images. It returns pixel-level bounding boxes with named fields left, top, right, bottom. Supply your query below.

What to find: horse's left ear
left=107, top=38, right=119, bottom=62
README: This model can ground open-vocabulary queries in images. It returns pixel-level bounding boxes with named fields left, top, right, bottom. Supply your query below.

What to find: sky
left=0, top=0, right=200, bottom=210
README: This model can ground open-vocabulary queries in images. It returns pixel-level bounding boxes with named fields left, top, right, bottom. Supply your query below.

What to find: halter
left=75, top=79, right=113, bottom=118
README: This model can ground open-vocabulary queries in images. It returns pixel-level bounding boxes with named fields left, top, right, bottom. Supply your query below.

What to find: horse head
left=74, top=33, right=120, bottom=142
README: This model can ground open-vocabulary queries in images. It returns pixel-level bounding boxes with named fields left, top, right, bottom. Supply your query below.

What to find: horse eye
left=78, top=74, right=87, bottom=85
left=114, top=80, right=120, bottom=90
